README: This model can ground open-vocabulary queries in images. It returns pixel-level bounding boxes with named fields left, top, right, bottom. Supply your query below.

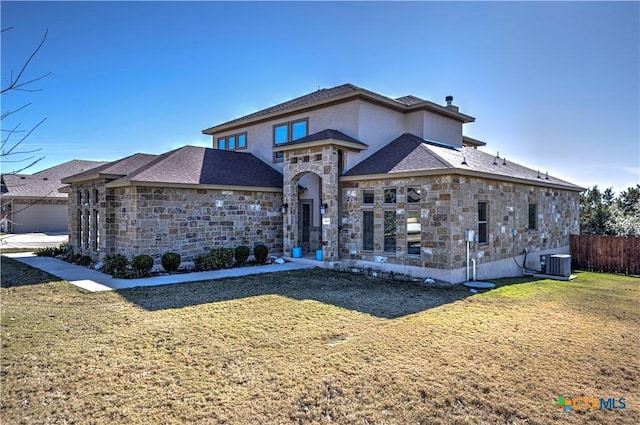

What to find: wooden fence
left=570, top=234, right=640, bottom=275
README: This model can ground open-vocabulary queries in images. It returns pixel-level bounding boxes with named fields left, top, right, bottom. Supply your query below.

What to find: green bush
left=254, top=244, right=269, bottom=264
left=235, top=245, right=250, bottom=265
left=65, top=252, right=79, bottom=264
left=131, top=254, right=154, bottom=277
left=161, top=252, right=181, bottom=272
left=103, top=254, right=129, bottom=276
left=35, top=243, right=67, bottom=257
left=76, top=255, right=92, bottom=267
left=194, top=247, right=235, bottom=271
left=194, top=253, right=214, bottom=271
left=213, top=247, right=235, bottom=269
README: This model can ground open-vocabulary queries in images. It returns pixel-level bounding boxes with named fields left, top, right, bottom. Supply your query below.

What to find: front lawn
left=1, top=257, right=638, bottom=424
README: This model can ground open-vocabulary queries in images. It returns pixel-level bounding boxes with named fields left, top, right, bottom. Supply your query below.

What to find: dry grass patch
left=1, top=263, right=638, bottom=424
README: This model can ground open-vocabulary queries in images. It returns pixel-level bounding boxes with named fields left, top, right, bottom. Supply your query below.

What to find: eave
left=203, top=89, right=474, bottom=136
left=104, top=180, right=283, bottom=193
left=340, top=168, right=585, bottom=192
left=273, top=138, right=367, bottom=153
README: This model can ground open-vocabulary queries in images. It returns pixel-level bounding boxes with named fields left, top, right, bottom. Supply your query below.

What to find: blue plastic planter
left=292, top=247, right=303, bottom=258
left=315, top=249, right=323, bottom=261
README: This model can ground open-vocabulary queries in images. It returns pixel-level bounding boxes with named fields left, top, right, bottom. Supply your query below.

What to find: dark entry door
left=300, top=200, right=312, bottom=250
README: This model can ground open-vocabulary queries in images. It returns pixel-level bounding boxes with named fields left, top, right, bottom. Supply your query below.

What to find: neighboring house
left=1, top=160, right=107, bottom=233
left=62, top=84, right=583, bottom=282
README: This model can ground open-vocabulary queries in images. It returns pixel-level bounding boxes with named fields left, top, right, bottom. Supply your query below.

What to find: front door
left=299, top=200, right=312, bottom=252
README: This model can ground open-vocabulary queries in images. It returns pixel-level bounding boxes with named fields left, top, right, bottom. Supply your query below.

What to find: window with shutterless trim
left=217, top=132, right=247, bottom=151
left=528, top=203, right=537, bottom=230
left=273, top=118, right=308, bottom=161
left=478, top=201, right=488, bottom=244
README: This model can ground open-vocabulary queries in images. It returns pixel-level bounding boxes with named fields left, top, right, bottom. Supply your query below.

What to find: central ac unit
left=540, top=254, right=571, bottom=277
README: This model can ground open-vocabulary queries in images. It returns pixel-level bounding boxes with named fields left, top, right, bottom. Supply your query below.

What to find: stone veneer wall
left=340, top=175, right=580, bottom=280
left=69, top=183, right=283, bottom=262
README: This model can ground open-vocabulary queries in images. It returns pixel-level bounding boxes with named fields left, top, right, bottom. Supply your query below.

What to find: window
left=528, top=203, right=537, bottom=230
left=362, top=210, right=374, bottom=251
left=93, top=210, right=99, bottom=251
left=237, top=133, right=247, bottom=149
left=83, top=211, right=90, bottom=247
left=85, top=190, right=90, bottom=205
left=291, top=120, right=307, bottom=140
left=273, top=118, right=308, bottom=161
left=407, top=187, right=421, bottom=204
left=362, top=189, right=374, bottom=205
left=217, top=132, right=247, bottom=151
left=478, top=202, right=488, bottom=244
left=77, top=190, right=82, bottom=206
left=407, top=210, right=421, bottom=255
left=77, top=209, right=82, bottom=248
left=274, top=124, right=288, bottom=144
left=384, top=188, right=396, bottom=204
left=384, top=210, right=397, bottom=253
left=94, top=189, right=99, bottom=204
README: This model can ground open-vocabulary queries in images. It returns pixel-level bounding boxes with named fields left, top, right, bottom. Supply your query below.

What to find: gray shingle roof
left=203, top=84, right=475, bottom=134
left=395, top=95, right=427, bottom=106
left=344, top=133, right=583, bottom=190
left=207, top=84, right=361, bottom=130
left=1, top=160, right=108, bottom=198
left=274, top=129, right=367, bottom=149
left=119, top=146, right=283, bottom=188
left=63, top=153, right=160, bottom=182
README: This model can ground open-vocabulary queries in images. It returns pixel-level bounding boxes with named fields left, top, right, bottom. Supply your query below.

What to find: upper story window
left=217, top=132, right=247, bottom=151
left=273, top=118, right=308, bottom=162
left=362, top=189, right=374, bottom=205
left=384, top=188, right=397, bottom=204
left=407, top=187, right=421, bottom=204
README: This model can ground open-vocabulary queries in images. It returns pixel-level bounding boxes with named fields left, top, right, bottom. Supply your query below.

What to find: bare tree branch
left=1, top=102, right=31, bottom=121
left=2, top=117, right=46, bottom=156
left=1, top=29, right=50, bottom=94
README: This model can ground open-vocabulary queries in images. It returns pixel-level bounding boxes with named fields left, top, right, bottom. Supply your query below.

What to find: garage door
left=11, top=203, right=69, bottom=233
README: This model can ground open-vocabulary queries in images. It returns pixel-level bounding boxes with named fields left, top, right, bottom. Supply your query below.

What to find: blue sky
left=2, top=1, right=638, bottom=193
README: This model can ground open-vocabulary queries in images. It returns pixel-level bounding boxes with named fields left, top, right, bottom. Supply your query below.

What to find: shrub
left=103, top=254, right=129, bottom=276
left=235, top=245, right=250, bottom=265
left=65, top=252, right=79, bottom=264
left=213, top=247, right=235, bottom=269
left=35, top=243, right=67, bottom=257
left=76, top=255, right=92, bottom=267
left=194, top=253, right=214, bottom=271
left=254, top=244, right=268, bottom=264
left=161, top=252, right=181, bottom=272
left=131, top=254, right=154, bottom=277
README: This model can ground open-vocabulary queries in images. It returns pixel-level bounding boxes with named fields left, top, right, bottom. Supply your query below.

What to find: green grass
left=1, top=259, right=638, bottom=424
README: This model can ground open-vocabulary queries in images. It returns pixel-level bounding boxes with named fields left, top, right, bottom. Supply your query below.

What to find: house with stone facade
left=61, top=83, right=583, bottom=282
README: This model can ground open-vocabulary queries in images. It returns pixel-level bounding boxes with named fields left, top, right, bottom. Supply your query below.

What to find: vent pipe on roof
left=445, top=96, right=453, bottom=106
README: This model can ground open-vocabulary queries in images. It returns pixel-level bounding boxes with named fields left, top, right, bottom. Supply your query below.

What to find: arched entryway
left=282, top=146, right=340, bottom=262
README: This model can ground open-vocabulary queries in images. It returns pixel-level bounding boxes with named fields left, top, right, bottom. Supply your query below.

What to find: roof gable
left=117, top=146, right=283, bottom=188
left=2, top=160, right=108, bottom=198
left=343, top=133, right=583, bottom=191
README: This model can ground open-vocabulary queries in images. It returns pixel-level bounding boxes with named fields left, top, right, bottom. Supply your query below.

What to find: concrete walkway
left=4, top=252, right=316, bottom=292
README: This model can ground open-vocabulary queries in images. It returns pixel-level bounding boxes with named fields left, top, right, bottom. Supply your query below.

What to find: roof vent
left=445, top=95, right=453, bottom=106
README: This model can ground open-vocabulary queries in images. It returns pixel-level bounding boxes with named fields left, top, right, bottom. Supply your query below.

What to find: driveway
left=0, top=232, right=68, bottom=249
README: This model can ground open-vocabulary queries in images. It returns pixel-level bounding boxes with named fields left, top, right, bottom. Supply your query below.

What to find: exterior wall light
left=320, top=203, right=328, bottom=215
left=281, top=203, right=288, bottom=214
